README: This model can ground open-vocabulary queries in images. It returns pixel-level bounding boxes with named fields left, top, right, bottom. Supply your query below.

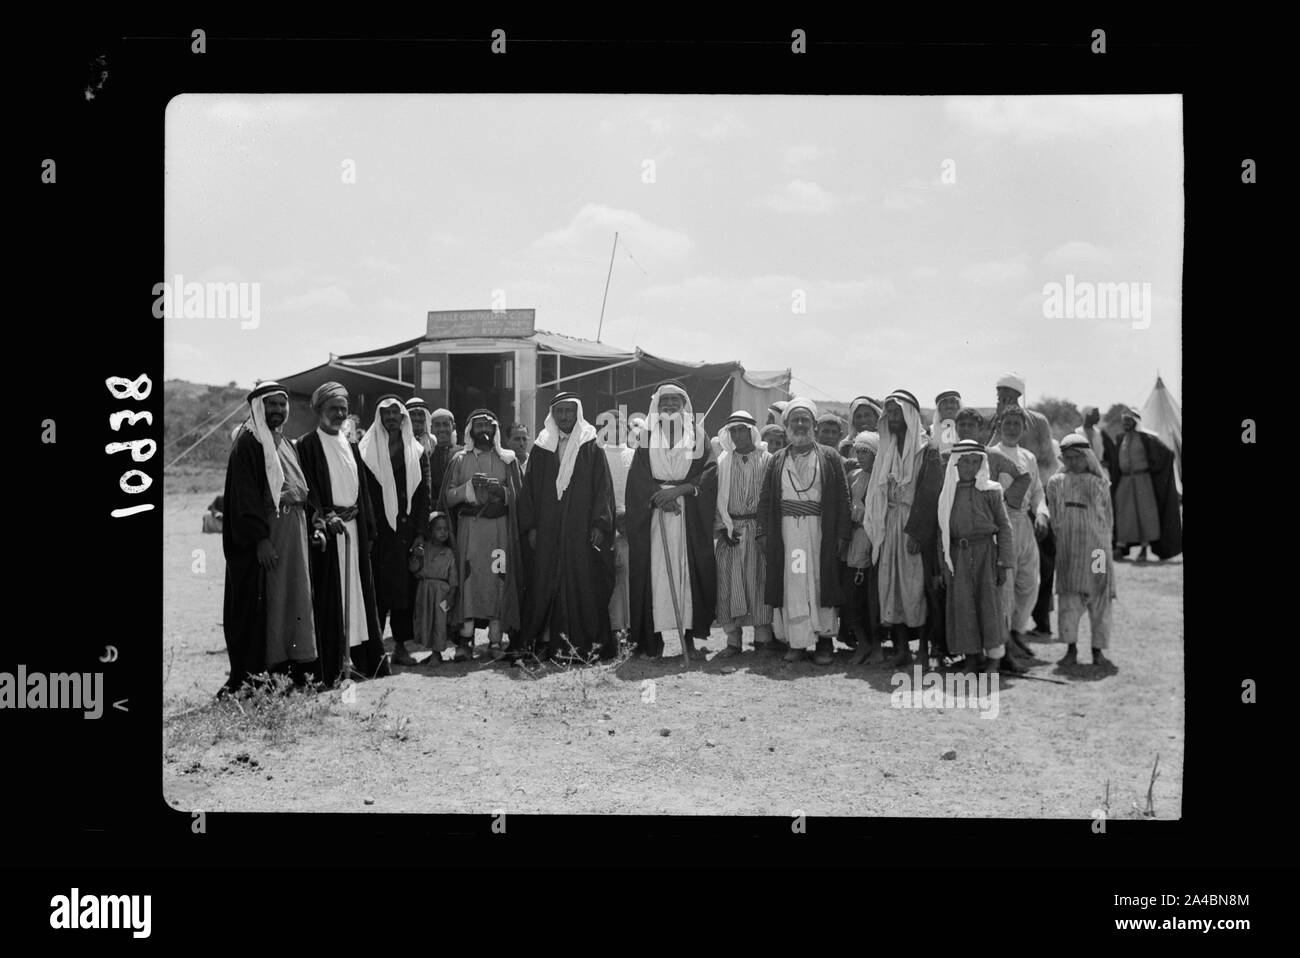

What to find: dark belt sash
left=457, top=501, right=509, bottom=520
left=953, top=533, right=993, bottom=549
left=780, top=499, right=821, bottom=517
left=331, top=505, right=360, bottom=522
left=1065, top=501, right=1088, bottom=509
left=729, top=512, right=758, bottom=521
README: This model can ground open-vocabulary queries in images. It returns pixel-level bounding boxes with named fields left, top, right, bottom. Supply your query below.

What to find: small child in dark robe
left=846, top=432, right=884, bottom=665
left=411, top=513, right=458, bottom=662
left=938, top=440, right=1020, bottom=674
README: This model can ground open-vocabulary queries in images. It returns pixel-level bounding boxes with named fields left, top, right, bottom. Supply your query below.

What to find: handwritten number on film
left=106, top=374, right=156, bottom=518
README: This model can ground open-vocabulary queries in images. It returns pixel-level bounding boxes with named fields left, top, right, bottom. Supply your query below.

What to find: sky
left=164, top=93, right=1182, bottom=410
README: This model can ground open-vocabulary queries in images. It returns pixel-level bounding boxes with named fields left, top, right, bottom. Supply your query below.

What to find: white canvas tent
left=1140, top=375, right=1182, bottom=494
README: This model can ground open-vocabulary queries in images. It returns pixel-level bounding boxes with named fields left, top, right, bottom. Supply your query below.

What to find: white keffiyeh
left=534, top=397, right=598, bottom=497
left=647, top=384, right=699, bottom=482
left=358, top=397, right=423, bottom=531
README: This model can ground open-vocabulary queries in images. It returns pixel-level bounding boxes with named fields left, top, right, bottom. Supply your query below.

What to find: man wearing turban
left=756, top=397, right=852, bottom=664
left=295, top=382, right=391, bottom=683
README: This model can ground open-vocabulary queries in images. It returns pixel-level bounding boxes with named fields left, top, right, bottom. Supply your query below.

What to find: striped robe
left=714, top=449, right=772, bottom=627
left=1047, top=470, right=1116, bottom=647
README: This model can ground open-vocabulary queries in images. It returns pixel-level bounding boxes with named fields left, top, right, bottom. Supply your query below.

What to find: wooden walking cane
left=656, top=504, right=691, bottom=668
left=341, top=523, right=354, bottom=682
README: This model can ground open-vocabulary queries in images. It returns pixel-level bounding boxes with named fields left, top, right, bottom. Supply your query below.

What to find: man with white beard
left=756, top=398, right=852, bottom=665
left=295, top=382, right=391, bottom=682
left=626, top=384, right=718, bottom=660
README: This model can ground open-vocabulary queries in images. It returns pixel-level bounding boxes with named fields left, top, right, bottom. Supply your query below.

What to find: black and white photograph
left=160, top=93, right=1184, bottom=817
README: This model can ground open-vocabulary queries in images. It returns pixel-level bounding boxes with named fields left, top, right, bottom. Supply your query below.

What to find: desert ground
left=163, top=465, right=1183, bottom=818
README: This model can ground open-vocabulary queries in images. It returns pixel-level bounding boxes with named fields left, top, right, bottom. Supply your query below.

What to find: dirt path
left=164, top=474, right=1183, bottom=818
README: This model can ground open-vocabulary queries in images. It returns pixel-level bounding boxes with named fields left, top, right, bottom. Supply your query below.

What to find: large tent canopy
left=274, top=316, right=790, bottom=441
left=1140, top=374, right=1182, bottom=493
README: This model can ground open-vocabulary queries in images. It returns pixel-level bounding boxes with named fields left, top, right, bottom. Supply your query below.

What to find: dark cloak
left=361, top=441, right=432, bottom=612
left=757, top=442, right=852, bottom=609
left=220, top=429, right=320, bottom=689
left=517, top=438, right=616, bottom=658
left=625, top=446, right=718, bottom=655
left=1136, top=430, right=1183, bottom=559
left=295, top=429, right=390, bottom=683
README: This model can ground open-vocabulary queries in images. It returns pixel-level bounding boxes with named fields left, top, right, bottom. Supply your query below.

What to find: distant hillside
left=164, top=379, right=248, bottom=467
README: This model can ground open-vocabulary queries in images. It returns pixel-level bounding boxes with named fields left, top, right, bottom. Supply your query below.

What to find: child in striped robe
left=1046, top=435, right=1116, bottom=666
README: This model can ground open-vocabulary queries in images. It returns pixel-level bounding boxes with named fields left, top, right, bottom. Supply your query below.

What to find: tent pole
left=700, top=378, right=732, bottom=425
left=596, top=232, right=618, bottom=343
left=520, top=355, right=641, bottom=405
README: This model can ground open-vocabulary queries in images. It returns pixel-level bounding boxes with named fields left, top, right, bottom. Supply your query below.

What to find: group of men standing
left=220, top=370, right=1181, bottom=694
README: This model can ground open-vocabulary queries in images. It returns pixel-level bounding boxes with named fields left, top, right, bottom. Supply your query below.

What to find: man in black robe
left=358, top=395, right=432, bottom=666
left=1114, top=409, right=1182, bottom=560
left=517, top=393, right=616, bottom=661
left=756, top=398, right=852, bottom=664
left=626, top=382, right=718, bottom=659
left=295, top=382, right=391, bottom=683
left=220, top=381, right=322, bottom=693
left=426, top=405, right=459, bottom=503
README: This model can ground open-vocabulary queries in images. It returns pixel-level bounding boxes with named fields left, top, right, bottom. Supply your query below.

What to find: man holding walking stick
left=626, top=382, right=718, bottom=661
left=296, top=382, right=391, bottom=684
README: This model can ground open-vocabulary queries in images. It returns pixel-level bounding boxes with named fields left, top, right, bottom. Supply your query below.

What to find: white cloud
left=361, top=255, right=401, bottom=276
left=760, top=180, right=838, bottom=214
left=321, top=333, right=387, bottom=356
left=784, top=143, right=828, bottom=168
left=699, top=114, right=754, bottom=142
left=1040, top=240, right=1117, bottom=272
left=277, top=285, right=355, bottom=312
left=637, top=107, right=672, bottom=136
left=883, top=175, right=954, bottom=211
left=374, top=297, right=417, bottom=316
left=637, top=273, right=895, bottom=316
left=945, top=95, right=1180, bottom=142
left=534, top=204, right=694, bottom=266
left=960, top=255, right=1031, bottom=288
left=164, top=340, right=204, bottom=374
left=910, top=266, right=940, bottom=281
